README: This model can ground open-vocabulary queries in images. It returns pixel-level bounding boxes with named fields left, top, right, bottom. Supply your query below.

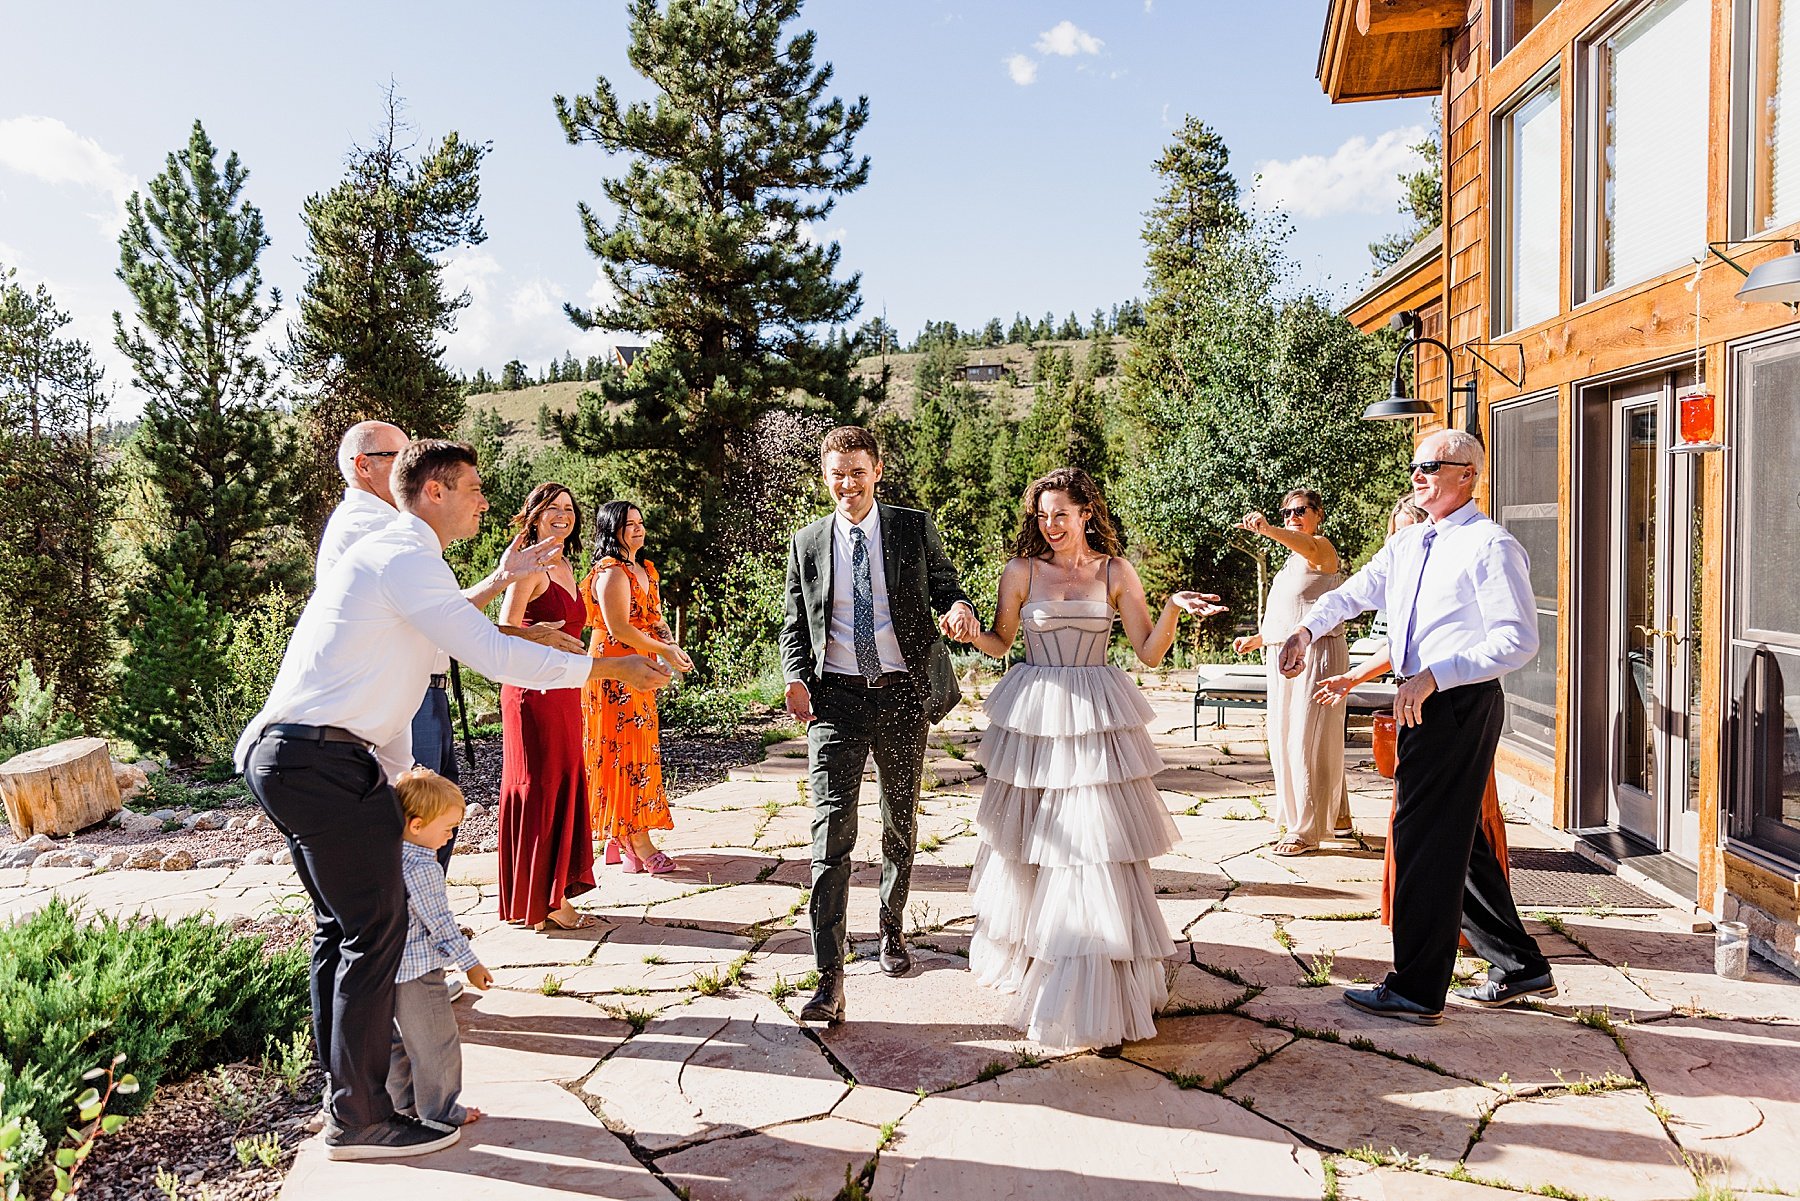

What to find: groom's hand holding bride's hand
left=938, top=601, right=979, bottom=643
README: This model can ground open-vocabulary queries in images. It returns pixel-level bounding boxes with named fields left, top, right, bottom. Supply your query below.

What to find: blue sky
left=0, top=1, right=1430, bottom=416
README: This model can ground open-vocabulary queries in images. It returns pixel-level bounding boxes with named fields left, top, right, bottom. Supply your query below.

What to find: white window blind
left=1599, top=0, right=1708, bottom=289
left=1763, top=0, right=1800, bottom=230
left=1510, top=83, right=1561, bottom=328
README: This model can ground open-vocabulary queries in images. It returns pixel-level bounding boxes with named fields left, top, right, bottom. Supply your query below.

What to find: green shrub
left=0, top=662, right=83, bottom=764
left=190, top=586, right=305, bottom=764
left=0, top=900, right=309, bottom=1179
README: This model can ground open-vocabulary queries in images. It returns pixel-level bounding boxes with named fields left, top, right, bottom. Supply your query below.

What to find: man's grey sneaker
left=1452, top=972, right=1558, bottom=1008
left=1343, top=984, right=1444, bottom=1026
left=323, top=1116, right=460, bottom=1161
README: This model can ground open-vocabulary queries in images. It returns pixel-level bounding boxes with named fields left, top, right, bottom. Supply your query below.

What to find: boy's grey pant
left=387, top=969, right=467, bottom=1128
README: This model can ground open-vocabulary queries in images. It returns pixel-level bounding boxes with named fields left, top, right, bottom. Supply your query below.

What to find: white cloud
left=1251, top=125, right=1430, bottom=219
left=1034, top=20, right=1103, bottom=56
left=439, top=248, right=620, bottom=375
left=0, top=116, right=138, bottom=232
left=1006, top=54, right=1038, bottom=85
left=797, top=224, right=848, bottom=248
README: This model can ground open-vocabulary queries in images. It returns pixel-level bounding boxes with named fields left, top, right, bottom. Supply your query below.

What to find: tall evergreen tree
left=1142, top=116, right=1245, bottom=291
left=287, top=90, right=489, bottom=538
left=552, top=0, right=872, bottom=606
left=0, top=268, right=118, bottom=721
left=113, top=120, right=298, bottom=755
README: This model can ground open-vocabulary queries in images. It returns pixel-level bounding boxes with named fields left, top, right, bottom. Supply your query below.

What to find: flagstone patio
left=6, top=674, right=1798, bottom=1200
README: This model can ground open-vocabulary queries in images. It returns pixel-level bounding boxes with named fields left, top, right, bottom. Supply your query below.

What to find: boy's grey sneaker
left=445, top=974, right=465, bottom=1003
left=1452, top=972, right=1557, bottom=1008
left=324, top=1116, right=460, bottom=1161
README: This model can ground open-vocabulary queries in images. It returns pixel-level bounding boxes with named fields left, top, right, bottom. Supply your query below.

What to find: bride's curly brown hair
left=1010, top=467, right=1123, bottom=561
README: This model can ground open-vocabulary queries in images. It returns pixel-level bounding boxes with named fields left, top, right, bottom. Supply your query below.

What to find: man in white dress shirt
left=1278, top=429, right=1553, bottom=1025
left=236, top=440, right=670, bottom=1160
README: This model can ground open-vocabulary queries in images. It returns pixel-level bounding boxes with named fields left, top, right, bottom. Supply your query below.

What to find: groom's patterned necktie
left=850, top=527, right=882, bottom=682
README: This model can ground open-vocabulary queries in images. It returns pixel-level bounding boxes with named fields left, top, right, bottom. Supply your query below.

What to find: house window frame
left=1497, top=0, right=1561, bottom=59
left=1493, top=69, right=1563, bottom=335
left=1489, top=389, right=1562, bottom=762
left=1731, top=0, right=1800, bottom=238
left=1574, top=0, right=1711, bottom=301
left=1723, top=325, right=1800, bottom=869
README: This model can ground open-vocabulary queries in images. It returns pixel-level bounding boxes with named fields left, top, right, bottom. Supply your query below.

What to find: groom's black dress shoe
left=799, top=970, right=846, bottom=1025
left=878, top=926, right=912, bottom=977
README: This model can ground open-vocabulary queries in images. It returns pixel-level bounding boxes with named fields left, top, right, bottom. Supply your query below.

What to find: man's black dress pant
left=1387, top=680, right=1550, bottom=1010
left=243, top=731, right=407, bottom=1130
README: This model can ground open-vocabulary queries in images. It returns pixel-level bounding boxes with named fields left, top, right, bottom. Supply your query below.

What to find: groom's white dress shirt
left=236, top=512, right=590, bottom=784
left=1299, top=500, right=1539, bottom=689
left=823, top=507, right=907, bottom=675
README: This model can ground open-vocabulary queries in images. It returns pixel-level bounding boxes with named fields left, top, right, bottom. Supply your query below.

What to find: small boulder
left=124, top=849, right=163, bottom=870
left=225, top=813, right=253, bottom=831
left=477, top=836, right=499, bottom=854
left=244, top=847, right=274, bottom=866
left=116, top=809, right=162, bottom=836
left=33, top=849, right=94, bottom=869
left=111, top=759, right=149, bottom=800
left=91, top=850, right=127, bottom=871
left=184, top=812, right=222, bottom=831
left=463, top=802, right=487, bottom=821
left=270, top=846, right=293, bottom=867
left=197, top=856, right=240, bottom=870
left=22, top=833, right=55, bottom=853
left=160, top=849, right=195, bottom=871
left=147, top=808, right=180, bottom=823
left=1, top=845, right=42, bottom=869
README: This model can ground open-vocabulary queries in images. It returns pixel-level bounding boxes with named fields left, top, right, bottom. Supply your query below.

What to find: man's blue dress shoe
left=1343, top=984, right=1444, bottom=1025
left=1452, top=971, right=1557, bottom=1008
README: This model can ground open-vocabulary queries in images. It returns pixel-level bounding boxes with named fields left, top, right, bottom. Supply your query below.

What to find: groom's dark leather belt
left=427, top=673, right=449, bottom=689
left=823, top=671, right=908, bottom=690
left=264, top=723, right=374, bottom=750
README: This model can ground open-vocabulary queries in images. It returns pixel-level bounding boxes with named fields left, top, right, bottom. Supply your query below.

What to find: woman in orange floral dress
left=582, top=500, right=692, bottom=874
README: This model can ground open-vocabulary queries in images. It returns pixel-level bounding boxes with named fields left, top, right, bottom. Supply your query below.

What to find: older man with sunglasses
left=1276, top=429, right=1552, bottom=1026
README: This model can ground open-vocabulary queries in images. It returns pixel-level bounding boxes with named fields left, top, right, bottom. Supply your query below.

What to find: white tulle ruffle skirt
left=969, top=662, right=1176, bottom=1048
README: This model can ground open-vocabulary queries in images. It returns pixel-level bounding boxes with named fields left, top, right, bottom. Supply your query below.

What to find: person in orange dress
left=1314, top=495, right=1509, bottom=942
left=582, top=500, right=692, bottom=874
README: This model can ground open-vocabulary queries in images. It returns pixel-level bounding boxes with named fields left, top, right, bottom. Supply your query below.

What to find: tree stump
left=0, top=737, right=122, bottom=839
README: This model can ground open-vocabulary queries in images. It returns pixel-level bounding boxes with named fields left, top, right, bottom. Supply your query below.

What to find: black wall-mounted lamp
left=1362, top=310, right=1481, bottom=440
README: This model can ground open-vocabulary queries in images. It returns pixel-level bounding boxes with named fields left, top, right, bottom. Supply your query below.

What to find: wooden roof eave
left=1341, top=225, right=1445, bottom=334
left=1318, top=0, right=1465, bottom=103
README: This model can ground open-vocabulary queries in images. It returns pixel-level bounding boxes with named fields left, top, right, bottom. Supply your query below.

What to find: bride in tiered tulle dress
left=944, top=468, right=1224, bottom=1051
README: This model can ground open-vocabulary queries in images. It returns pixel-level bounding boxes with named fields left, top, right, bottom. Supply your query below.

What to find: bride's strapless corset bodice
left=1020, top=600, right=1114, bottom=668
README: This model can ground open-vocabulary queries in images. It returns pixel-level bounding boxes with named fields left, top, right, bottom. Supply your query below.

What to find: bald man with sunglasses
left=1276, top=428, right=1552, bottom=1026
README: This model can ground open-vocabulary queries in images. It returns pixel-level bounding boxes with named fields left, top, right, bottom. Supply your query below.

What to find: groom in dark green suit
left=782, top=426, right=978, bottom=1024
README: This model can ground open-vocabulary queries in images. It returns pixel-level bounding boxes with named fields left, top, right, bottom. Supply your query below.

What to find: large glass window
left=1744, top=0, right=1800, bottom=233
left=1491, top=395, right=1560, bottom=758
left=1729, top=334, right=1800, bottom=862
left=1500, top=80, right=1562, bottom=331
left=1587, top=0, right=1709, bottom=293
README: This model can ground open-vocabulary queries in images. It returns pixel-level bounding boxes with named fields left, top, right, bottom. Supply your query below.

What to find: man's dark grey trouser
left=244, top=732, right=406, bottom=1130
left=806, top=673, right=928, bottom=973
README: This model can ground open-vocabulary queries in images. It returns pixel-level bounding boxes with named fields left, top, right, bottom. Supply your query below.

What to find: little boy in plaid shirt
left=390, top=768, right=492, bottom=1130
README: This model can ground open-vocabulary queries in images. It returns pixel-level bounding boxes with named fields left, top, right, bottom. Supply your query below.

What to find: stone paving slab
left=657, top=1115, right=881, bottom=1201
left=1334, top=1163, right=1534, bottom=1201
left=279, top=1079, right=666, bottom=1200
left=583, top=993, right=846, bottom=1152
left=1185, top=909, right=1303, bottom=988
left=1161, top=958, right=1255, bottom=1013
left=457, top=988, right=631, bottom=1086
left=1241, top=985, right=1636, bottom=1088
left=495, top=922, right=752, bottom=995
left=1122, top=1013, right=1291, bottom=1088
left=642, top=883, right=801, bottom=931
left=1463, top=1089, right=1698, bottom=1201
left=870, top=1057, right=1325, bottom=1200
left=1526, top=958, right=1674, bottom=1022
left=819, top=952, right=1059, bottom=1092
left=1620, top=1016, right=1800, bottom=1193
left=1226, top=1037, right=1498, bottom=1163
left=1223, top=873, right=1387, bottom=918
left=470, top=920, right=613, bottom=969
left=1558, top=915, right=1800, bottom=1021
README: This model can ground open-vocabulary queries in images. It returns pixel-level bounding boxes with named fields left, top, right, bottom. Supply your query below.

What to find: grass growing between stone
left=0, top=899, right=309, bottom=1180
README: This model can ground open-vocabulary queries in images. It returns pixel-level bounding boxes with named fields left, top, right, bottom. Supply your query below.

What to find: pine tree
left=1091, top=307, right=1110, bottom=336
left=1142, top=116, right=1245, bottom=291
left=1084, top=332, right=1117, bottom=381
left=109, top=566, right=228, bottom=759
left=501, top=359, right=527, bottom=389
left=1057, top=311, right=1083, bottom=340
left=0, top=268, right=118, bottom=721
left=981, top=317, right=1005, bottom=347
left=1008, top=312, right=1032, bottom=344
left=113, top=120, right=300, bottom=620
left=286, top=90, right=489, bottom=539
left=552, top=0, right=874, bottom=600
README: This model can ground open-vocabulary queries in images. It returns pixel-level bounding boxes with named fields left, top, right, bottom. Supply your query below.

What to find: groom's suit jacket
left=781, top=503, right=971, bottom=724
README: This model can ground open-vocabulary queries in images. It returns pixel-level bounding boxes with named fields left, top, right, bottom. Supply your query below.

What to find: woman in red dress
left=495, top=482, right=598, bottom=931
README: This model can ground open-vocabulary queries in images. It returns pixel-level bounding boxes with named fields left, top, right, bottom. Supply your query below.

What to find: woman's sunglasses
left=1278, top=505, right=1313, bottom=520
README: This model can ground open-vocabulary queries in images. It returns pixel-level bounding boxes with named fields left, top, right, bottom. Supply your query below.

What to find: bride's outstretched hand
left=1171, top=591, right=1228, bottom=619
